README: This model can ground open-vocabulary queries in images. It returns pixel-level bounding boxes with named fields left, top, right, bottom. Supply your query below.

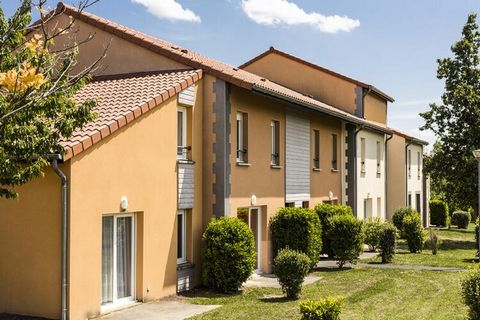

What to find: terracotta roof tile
left=60, top=69, right=203, bottom=160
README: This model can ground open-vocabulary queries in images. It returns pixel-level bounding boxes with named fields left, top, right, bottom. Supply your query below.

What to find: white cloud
left=132, top=0, right=201, bottom=23
left=241, top=0, right=360, bottom=33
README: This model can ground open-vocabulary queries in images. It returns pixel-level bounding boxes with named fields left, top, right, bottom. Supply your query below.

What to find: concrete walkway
left=244, top=273, right=322, bottom=288
left=99, top=301, right=220, bottom=320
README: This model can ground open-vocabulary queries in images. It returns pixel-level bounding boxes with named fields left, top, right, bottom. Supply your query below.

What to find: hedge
left=430, top=200, right=449, bottom=227
left=270, top=207, right=322, bottom=268
left=315, top=203, right=353, bottom=257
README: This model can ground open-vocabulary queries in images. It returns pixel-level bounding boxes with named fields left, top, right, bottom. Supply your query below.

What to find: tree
left=0, top=0, right=105, bottom=198
left=421, top=13, right=480, bottom=213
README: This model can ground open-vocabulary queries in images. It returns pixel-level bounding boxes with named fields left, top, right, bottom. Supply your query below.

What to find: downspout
left=405, top=142, right=412, bottom=206
left=384, top=133, right=393, bottom=219
left=353, top=125, right=364, bottom=217
left=50, top=154, right=68, bottom=320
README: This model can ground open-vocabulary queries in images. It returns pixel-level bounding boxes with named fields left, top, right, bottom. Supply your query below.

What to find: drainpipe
left=384, top=133, right=393, bottom=219
left=405, top=142, right=411, bottom=206
left=50, top=154, right=68, bottom=320
left=353, top=125, right=364, bottom=217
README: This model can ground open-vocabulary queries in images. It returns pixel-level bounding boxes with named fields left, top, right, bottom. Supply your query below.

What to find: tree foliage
left=0, top=0, right=104, bottom=198
left=420, top=14, right=480, bottom=212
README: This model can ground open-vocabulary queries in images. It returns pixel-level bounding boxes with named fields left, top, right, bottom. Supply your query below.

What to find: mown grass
left=186, top=268, right=467, bottom=320
left=361, top=223, right=479, bottom=268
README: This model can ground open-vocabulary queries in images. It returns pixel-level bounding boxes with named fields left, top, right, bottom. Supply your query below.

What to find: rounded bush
left=430, top=200, right=449, bottom=227
left=364, top=217, right=383, bottom=251
left=315, top=203, right=353, bottom=257
left=378, top=222, right=397, bottom=263
left=202, top=217, right=256, bottom=292
left=392, top=207, right=415, bottom=238
left=428, top=228, right=441, bottom=255
left=326, top=214, right=365, bottom=268
left=270, top=207, right=322, bottom=268
left=451, top=210, right=471, bottom=229
left=461, top=268, right=480, bottom=320
left=402, top=212, right=425, bottom=253
left=300, top=297, right=344, bottom=320
left=274, top=248, right=311, bottom=299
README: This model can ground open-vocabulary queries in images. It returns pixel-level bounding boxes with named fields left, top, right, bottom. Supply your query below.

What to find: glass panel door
left=102, top=215, right=135, bottom=307
left=249, top=208, right=261, bottom=271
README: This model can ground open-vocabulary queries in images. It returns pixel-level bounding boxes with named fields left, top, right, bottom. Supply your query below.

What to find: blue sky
left=3, top=0, right=480, bottom=147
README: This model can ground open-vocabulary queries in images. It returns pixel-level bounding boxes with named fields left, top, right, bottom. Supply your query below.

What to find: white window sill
left=236, top=162, right=251, bottom=167
left=270, top=164, right=282, bottom=169
left=331, top=168, right=339, bottom=172
left=313, top=168, right=322, bottom=172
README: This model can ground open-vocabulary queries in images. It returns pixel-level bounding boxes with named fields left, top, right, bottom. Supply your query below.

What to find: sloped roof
left=240, top=47, right=395, bottom=103
left=61, top=69, right=203, bottom=160
left=35, top=2, right=392, bottom=136
left=390, top=128, right=429, bottom=146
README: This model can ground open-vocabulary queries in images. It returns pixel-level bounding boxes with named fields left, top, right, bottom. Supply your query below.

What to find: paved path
left=244, top=273, right=322, bottom=288
left=99, top=301, right=220, bottom=320
left=316, top=251, right=465, bottom=272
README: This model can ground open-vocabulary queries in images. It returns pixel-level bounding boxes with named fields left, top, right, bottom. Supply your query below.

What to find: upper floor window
left=360, top=137, right=366, bottom=173
left=271, top=120, right=280, bottom=166
left=331, top=134, right=338, bottom=170
left=417, top=151, right=421, bottom=179
left=376, top=141, right=381, bottom=174
left=313, top=129, right=320, bottom=169
left=408, top=149, right=412, bottom=178
left=237, top=112, right=248, bottom=163
left=177, top=107, right=188, bottom=159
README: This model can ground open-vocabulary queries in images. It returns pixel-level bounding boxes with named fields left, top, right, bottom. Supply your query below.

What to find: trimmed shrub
left=392, top=207, right=415, bottom=238
left=428, top=228, right=441, bottom=255
left=364, top=217, right=383, bottom=251
left=315, top=203, right=353, bottom=257
left=451, top=210, right=471, bottom=229
left=430, top=200, right=449, bottom=227
left=476, top=224, right=479, bottom=258
left=300, top=297, right=344, bottom=320
left=327, top=214, right=365, bottom=268
left=270, top=207, right=322, bottom=268
left=203, top=217, right=255, bottom=292
left=274, top=248, right=311, bottom=299
left=461, top=268, right=480, bottom=320
left=378, top=222, right=397, bottom=263
left=402, top=212, right=425, bottom=253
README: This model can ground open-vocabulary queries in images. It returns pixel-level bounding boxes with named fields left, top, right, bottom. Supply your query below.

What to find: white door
left=102, top=214, right=135, bottom=309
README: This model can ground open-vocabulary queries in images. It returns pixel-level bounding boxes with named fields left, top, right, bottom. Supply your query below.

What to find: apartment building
left=240, top=47, right=395, bottom=220
left=0, top=4, right=428, bottom=320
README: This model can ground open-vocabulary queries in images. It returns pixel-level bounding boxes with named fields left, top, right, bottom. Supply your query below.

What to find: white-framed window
left=271, top=120, right=280, bottom=166
left=408, top=149, right=412, bottom=178
left=376, top=141, right=381, bottom=174
left=237, top=112, right=248, bottom=163
left=417, top=151, right=421, bottom=179
left=360, top=138, right=366, bottom=173
left=331, top=134, right=338, bottom=170
left=177, top=107, right=187, bottom=159
left=313, top=129, right=320, bottom=169
left=177, top=210, right=187, bottom=264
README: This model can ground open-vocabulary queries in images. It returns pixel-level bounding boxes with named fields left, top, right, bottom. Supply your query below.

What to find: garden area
left=185, top=201, right=480, bottom=320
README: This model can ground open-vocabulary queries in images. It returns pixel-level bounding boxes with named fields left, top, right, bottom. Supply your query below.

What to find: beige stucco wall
left=0, top=164, right=70, bottom=319
left=310, top=115, right=343, bottom=205
left=46, top=14, right=188, bottom=76
left=242, top=52, right=357, bottom=115
left=67, top=85, right=202, bottom=319
left=386, top=133, right=406, bottom=220
left=364, top=92, right=387, bottom=124
left=229, top=86, right=286, bottom=273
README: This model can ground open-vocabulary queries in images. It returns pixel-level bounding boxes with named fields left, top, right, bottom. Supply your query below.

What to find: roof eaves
left=62, top=69, right=203, bottom=161
left=252, top=84, right=392, bottom=135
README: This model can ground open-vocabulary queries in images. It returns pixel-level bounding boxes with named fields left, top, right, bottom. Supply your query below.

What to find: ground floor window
left=416, top=193, right=421, bottom=215
left=102, top=214, right=135, bottom=307
left=177, top=210, right=187, bottom=264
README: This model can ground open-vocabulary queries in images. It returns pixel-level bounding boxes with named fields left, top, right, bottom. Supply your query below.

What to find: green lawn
left=186, top=268, right=467, bottom=320
left=360, top=224, right=479, bottom=268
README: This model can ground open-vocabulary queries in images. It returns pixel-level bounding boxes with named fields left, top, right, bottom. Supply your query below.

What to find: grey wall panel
left=285, top=113, right=310, bottom=202
left=178, top=162, right=195, bottom=209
